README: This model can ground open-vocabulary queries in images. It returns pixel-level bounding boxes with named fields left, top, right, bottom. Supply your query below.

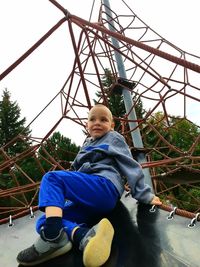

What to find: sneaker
left=79, top=218, right=114, bottom=267
left=17, top=228, right=72, bottom=266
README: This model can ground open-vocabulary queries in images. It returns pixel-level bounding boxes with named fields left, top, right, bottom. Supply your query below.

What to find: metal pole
left=102, top=0, right=153, bottom=188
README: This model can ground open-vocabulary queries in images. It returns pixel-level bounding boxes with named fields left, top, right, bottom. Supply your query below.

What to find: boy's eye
left=89, top=117, right=109, bottom=122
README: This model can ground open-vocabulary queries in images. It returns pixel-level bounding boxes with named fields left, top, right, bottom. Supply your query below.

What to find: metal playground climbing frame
left=0, top=0, right=200, bottom=225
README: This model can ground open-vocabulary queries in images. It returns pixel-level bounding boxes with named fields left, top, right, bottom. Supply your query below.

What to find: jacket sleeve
left=109, top=134, right=154, bottom=204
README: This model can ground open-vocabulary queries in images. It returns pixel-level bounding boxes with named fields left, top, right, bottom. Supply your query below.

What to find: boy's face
left=86, top=106, right=114, bottom=139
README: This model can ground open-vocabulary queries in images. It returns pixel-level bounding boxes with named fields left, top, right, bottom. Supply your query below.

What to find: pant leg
left=39, top=170, right=119, bottom=213
left=38, top=171, right=119, bottom=237
left=36, top=200, right=102, bottom=238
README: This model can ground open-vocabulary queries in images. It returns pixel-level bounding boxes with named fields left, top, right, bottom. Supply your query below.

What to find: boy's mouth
left=93, top=128, right=102, bottom=131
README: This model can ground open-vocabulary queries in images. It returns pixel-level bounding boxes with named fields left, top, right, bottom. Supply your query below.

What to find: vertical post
left=102, top=0, right=153, bottom=188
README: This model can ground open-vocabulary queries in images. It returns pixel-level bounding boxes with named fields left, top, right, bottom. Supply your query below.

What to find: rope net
left=0, top=0, right=199, bottom=224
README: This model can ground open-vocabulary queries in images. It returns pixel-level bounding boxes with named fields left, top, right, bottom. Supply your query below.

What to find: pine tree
left=96, top=68, right=145, bottom=132
left=95, top=68, right=126, bottom=130
left=0, top=88, right=31, bottom=155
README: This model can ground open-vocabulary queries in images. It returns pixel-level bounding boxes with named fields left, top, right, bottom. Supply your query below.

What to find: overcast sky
left=0, top=0, right=200, bottom=145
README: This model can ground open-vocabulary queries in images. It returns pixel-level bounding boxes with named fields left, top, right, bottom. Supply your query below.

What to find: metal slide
left=1, top=194, right=200, bottom=267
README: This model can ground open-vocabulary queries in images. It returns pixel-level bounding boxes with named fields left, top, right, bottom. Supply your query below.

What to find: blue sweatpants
left=36, top=170, right=119, bottom=239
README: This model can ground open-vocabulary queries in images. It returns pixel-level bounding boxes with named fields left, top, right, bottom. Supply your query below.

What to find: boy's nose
left=94, top=120, right=100, bottom=125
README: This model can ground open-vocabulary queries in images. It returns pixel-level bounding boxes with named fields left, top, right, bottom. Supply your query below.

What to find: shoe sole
left=17, top=242, right=72, bottom=266
left=83, top=218, right=114, bottom=267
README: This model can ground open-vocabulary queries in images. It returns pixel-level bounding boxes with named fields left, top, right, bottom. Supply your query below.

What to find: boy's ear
left=111, top=121, right=115, bottom=130
left=85, top=122, right=88, bottom=129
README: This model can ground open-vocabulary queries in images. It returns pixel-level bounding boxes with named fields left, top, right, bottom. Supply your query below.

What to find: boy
left=17, top=104, right=162, bottom=267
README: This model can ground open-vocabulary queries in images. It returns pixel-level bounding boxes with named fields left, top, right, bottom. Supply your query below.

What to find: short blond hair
left=88, top=104, right=113, bottom=121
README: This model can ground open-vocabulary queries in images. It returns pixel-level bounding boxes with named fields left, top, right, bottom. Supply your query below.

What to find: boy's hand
left=150, top=196, right=162, bottom=205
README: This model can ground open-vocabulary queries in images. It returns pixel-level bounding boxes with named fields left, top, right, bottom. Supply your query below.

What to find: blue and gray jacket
left=72, top=130, right=154, bottom=204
